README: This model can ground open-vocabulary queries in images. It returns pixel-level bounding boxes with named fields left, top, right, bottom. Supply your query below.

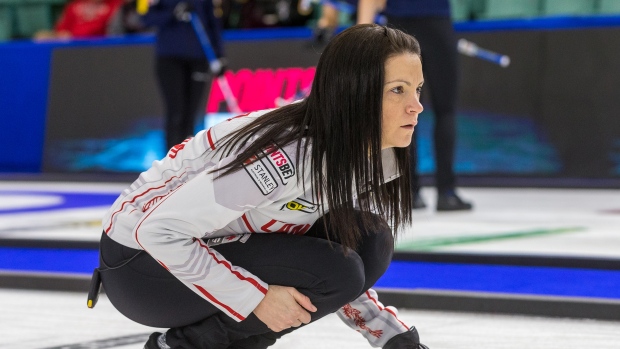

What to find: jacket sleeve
left=336, top=288, right=411, bottom=348
left=133, top=148, right=298, bottom=321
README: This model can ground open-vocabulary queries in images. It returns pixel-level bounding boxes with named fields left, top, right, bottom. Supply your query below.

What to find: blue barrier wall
left=0, top=41, right=54, bottom=172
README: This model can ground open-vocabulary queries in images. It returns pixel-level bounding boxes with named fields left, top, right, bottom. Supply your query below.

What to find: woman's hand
left=252, top=285, right=317, bottom=332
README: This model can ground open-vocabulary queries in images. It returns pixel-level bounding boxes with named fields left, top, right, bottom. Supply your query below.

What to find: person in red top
left=34, top=0, right=123, bottom=40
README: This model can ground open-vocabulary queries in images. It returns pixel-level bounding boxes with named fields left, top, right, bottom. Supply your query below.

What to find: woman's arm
left=134, top=168, right=272, bottom=320
left=253, top=285, right=316, bottom=332
left=133, top=132, right=308, bottom=323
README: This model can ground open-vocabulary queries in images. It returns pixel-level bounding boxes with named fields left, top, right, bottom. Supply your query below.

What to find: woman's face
left=381, top=53, right=424, bottom=149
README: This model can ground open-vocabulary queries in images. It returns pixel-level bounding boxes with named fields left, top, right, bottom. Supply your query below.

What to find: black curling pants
left=99, top=213, right=394, bottom=349
left=387, top=16, right=459, bottom=194
left=156, top=56, right=211, bottom=152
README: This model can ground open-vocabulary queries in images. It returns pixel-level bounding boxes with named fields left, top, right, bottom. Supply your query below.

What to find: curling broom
left=188, top=12, right=242, bottom=113
left=457, top=38, right=510, bottom=68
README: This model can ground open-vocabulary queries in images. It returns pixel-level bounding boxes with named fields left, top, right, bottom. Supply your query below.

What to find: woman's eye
left=391, top=86, right=404, bottom=94
left=416, top=86, right=423, bottom=95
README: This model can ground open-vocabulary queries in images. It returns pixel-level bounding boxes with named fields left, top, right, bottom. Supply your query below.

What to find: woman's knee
left=355, top=214, right=394, bottom=287
left=359, top=214, right=394, bottom=261
left=316, top=247, right=366, bottom=304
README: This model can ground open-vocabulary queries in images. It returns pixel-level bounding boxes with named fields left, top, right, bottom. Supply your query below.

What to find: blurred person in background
left=34, top=0, right=123, bottom=40
left=140, top=0, right=226, bottom=153
left=359, top=0, right=473, bottom=211
left=107, top=0, right=149, bottom=35
left=220, top=0, right=313, bottom=29
left=311, top=0, right=356, bottom=45
left=310, top=0, right=385, bottom=46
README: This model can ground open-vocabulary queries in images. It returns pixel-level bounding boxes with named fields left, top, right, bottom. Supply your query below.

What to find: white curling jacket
left=102, top=109, right=411, bottom=347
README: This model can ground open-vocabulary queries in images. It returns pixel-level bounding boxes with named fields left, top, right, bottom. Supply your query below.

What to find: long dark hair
left=214, top=24, right=421, bottom=250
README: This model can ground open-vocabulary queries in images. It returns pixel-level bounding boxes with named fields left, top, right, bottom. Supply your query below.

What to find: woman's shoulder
left=211, top=109, right=271, bottom=129
left=206, top=109, right=269, bottom=141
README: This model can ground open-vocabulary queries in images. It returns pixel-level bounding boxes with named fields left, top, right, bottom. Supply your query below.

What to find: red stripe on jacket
left=105, top=171, right=187, bottom=233
left=132, top=186, right=267, bottom=320
left=196, top=238, right=268, bottom=294
left=193, top=284, right=246, bottom=321
left=207, top=128, right=216, bottom=150
left=241, top=213, right=256, bottom=233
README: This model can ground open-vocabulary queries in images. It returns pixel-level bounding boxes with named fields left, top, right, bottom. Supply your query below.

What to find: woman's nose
left=407, top=98, right=423, bottom=114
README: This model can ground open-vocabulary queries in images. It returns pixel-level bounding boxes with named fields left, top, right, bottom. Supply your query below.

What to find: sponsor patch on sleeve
left=243, top=156, right=278, bottom=195
left=280, top=197, right=318, bottom=213
left=263, top=144, right=296, bottom=185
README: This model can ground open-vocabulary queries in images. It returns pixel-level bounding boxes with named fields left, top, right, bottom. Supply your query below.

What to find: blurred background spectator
left=107, top=0, right=149, bottom=35
left=219, top=0, right=314, bottom=29
left=140, top=0, right=226, bottom=152
left=375, top=0, right=473, bottom=211
left=33, top=0, right=123, bottom=40
left=309, top=0, right=356, bottom=45
left=308, top=0, right=385, bottom=45
left=2, top=0, right=620, bottom=42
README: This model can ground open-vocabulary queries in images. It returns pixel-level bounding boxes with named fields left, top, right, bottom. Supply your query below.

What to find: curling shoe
left=436, top=190, right=473, bottom=212
left=383, top=326, right=430, bottom=349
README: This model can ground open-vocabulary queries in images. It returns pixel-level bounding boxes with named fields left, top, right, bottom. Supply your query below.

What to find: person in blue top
left=360, top=0, right=472, bottom=211
left=141, top=0, right=226, bottom=153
